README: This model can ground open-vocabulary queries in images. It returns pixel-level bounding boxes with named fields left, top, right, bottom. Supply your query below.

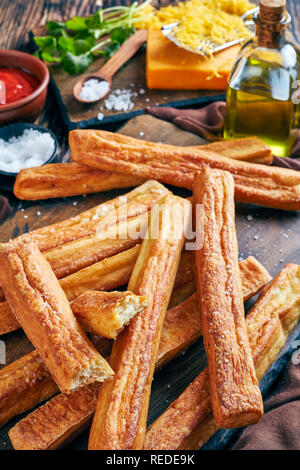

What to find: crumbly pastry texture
left=0, top=240, right=113, bottom=393
left=71, top=290, right=149, bottom=339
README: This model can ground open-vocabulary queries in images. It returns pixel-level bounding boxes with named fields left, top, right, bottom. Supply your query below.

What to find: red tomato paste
left=0, top=68, right=40, bottom=105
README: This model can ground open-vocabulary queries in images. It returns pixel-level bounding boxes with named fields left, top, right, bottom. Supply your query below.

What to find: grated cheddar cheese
left=135, top=0, right=255, bottom=54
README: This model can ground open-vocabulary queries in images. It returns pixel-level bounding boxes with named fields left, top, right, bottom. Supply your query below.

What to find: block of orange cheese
left=146, top=28, right=240, bottom=90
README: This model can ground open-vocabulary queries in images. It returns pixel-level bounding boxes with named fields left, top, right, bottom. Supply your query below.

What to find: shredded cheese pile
left=135, top=0, right=255, bottom=54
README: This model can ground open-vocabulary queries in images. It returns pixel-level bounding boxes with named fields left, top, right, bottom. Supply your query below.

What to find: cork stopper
left=259, top=0, right=286, bottom=23
left=256, top=0, right=287, bottom=48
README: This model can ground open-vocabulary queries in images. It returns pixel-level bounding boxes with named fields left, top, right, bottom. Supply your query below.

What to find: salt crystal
left=73, top=201, right=78, bottom=206
left=36, top=211, right=41, bottom=216
left=24, top=215, right=28, bottom=219
left=139, top=132, right=144, bottom=136
left=139, top=88, right=145, bottom=94
left=97, top=112, right=104, bottom=121
left=78, top=79, right=109, bottom=102
left=253, top=234, right=259, bottom=240
left=246, top=215, right=253, bottom=221
left=280, top=232, right=289, bottom=239
left=0, top=129, right=55, bottom=173
left=104, top=89, right=134, bottom=112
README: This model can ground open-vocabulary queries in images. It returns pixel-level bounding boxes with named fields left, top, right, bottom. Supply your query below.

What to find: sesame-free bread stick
left=194, top=169, right=263, bottom=428
left=0, top=240, right=113, bottom=393
left=70, top=129, right=300, bottom=210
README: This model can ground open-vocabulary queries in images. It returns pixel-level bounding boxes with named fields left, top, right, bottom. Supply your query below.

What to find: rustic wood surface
left=0, top=114, right=300, bottom=450
left=0, top=0, right=299, bottom=451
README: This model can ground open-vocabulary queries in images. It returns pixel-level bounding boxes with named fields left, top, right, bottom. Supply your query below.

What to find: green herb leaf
left=41, top=52, right=62, bottom=63
left=61, top=51, right=93, bottom=75
left=34, top=36, right=57, bottom=55
left=110, top=27, right=135, bottom=44
left=46, top=21, right=66, bottom=38
left=58, top=35, right=75, bottom=53
left=66, top=16, right=88, bottom=32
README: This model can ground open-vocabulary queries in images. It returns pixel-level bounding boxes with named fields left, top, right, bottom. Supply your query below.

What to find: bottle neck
left=256, top=22, right=286, bottom=48
left=254, top=1, right=289, bottom=49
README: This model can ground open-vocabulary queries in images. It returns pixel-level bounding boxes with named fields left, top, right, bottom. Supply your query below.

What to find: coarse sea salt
left=0, top=129, right=55, bottom=173
left=104, top=88, right=134, bottom=112
left=79, top=79, right=109, bottom=102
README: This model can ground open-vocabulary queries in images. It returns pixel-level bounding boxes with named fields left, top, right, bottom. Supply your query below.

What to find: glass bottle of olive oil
left=224, top=0, right=299, bottom=157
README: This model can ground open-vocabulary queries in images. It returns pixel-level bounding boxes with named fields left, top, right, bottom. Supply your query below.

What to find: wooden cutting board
left=0, top=115, right=299, bottom=450
left=30, top=26, right=226, bottom=130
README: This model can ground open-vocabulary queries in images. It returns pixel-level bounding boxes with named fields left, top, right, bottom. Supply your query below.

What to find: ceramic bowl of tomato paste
left=0, top=50, right=49, bottom=126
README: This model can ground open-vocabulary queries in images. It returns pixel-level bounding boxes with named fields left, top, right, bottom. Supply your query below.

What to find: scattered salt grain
left=139, top=132, right=144, bottom=136
left=24, top=215, right=28, bottom=219
left=104, top=89, right=134, bottom=112
left=139, top=88, right=145, bottom=94
left=253, top=234, right=259, bottom=240
left=36, top=211, right=41, bottom=216
left=280, top=232, right=289, bottom=239
left=0, top=129, right=55, bottom=173
left=79, top=79, right=109, bottom=102
left=97, top=112, right=104, bottom=121
left=73, top=201, right=78, bottom=206
left=246, top=215, right=253, bottom=221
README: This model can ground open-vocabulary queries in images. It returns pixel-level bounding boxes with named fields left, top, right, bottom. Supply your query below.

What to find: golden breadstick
left=194, top=169, right=263, bottom=428
left=70, top=129, right=300, bottom=211
left=0, top=351, right=58, bottom=428
left=0, top=240, right=113, bottom=393
left=14, top=162, right=144, bottom=200
left=0, top=245, right=141, bottom=336
left=159, top=256, right=272, bottom=368
left=144, top=263, right=300, bottom=450
left=16, top=180, right=169, bottom=253
left=61, top=244, right=141, bottom=302
left=89, top=194, right=190, bottom=450
left=44, top=212, right=148, bottom=279
left=197, top=137, right=273, bottom=164
left=6, top=255, right=270, bottom=447
left=71, top=291, right=149, bottom=338
left=0, top=180, right=168, bottom=303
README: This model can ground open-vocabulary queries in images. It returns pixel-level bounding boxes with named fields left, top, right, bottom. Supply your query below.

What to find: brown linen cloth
left=0, top=195, right=12, bottom=224
left=147, top=102, right=300, bottom=169
left=233, top=362, right=300, bottom=450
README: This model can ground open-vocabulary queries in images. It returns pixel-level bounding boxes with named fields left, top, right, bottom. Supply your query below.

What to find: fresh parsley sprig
left=34, top=0, right=152, bottom=75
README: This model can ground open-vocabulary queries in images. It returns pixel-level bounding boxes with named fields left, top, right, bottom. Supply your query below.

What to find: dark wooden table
left=1, top=0, right=299, bottom=50
left=0, top=0, right=299, bottom=452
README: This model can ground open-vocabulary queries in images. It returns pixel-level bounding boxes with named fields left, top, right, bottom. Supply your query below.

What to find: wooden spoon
left=73, top=29, right=148, bottom=104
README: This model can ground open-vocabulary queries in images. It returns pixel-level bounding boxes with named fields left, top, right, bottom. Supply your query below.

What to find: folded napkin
left=147, top=102, right=300, bottom=170
left=233, top=360, right=300, bottom=450
left=0, top=195, right=12, bottom=224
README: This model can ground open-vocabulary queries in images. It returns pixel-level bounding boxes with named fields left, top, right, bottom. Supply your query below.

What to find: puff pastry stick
left=0, top=350, right=58, bottom=428
left=14, top=162, right=144, bottom=200
left=0, top=255, right=269, bottom=430
left=16, top=180, right=169, bottom=253
left=70, top=130, right=300, bottom=211
left=0, top=245, right=141, bottom=336
left=0, top=240, right=113, bottom=393
left=44, top=212, right=148, bottom=279
left=71, top=291, right=149, bottom=339
left=194, top=169, right=263, bottom=428
left=89, top=195, right=190, bottom=450
left=6, top=255, right=269, bottom=447
left=198, top=137, right=273, bottom=165
left=144, top=263, right=300, bottom=450
left=158, top=256, right=271, bottom=368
